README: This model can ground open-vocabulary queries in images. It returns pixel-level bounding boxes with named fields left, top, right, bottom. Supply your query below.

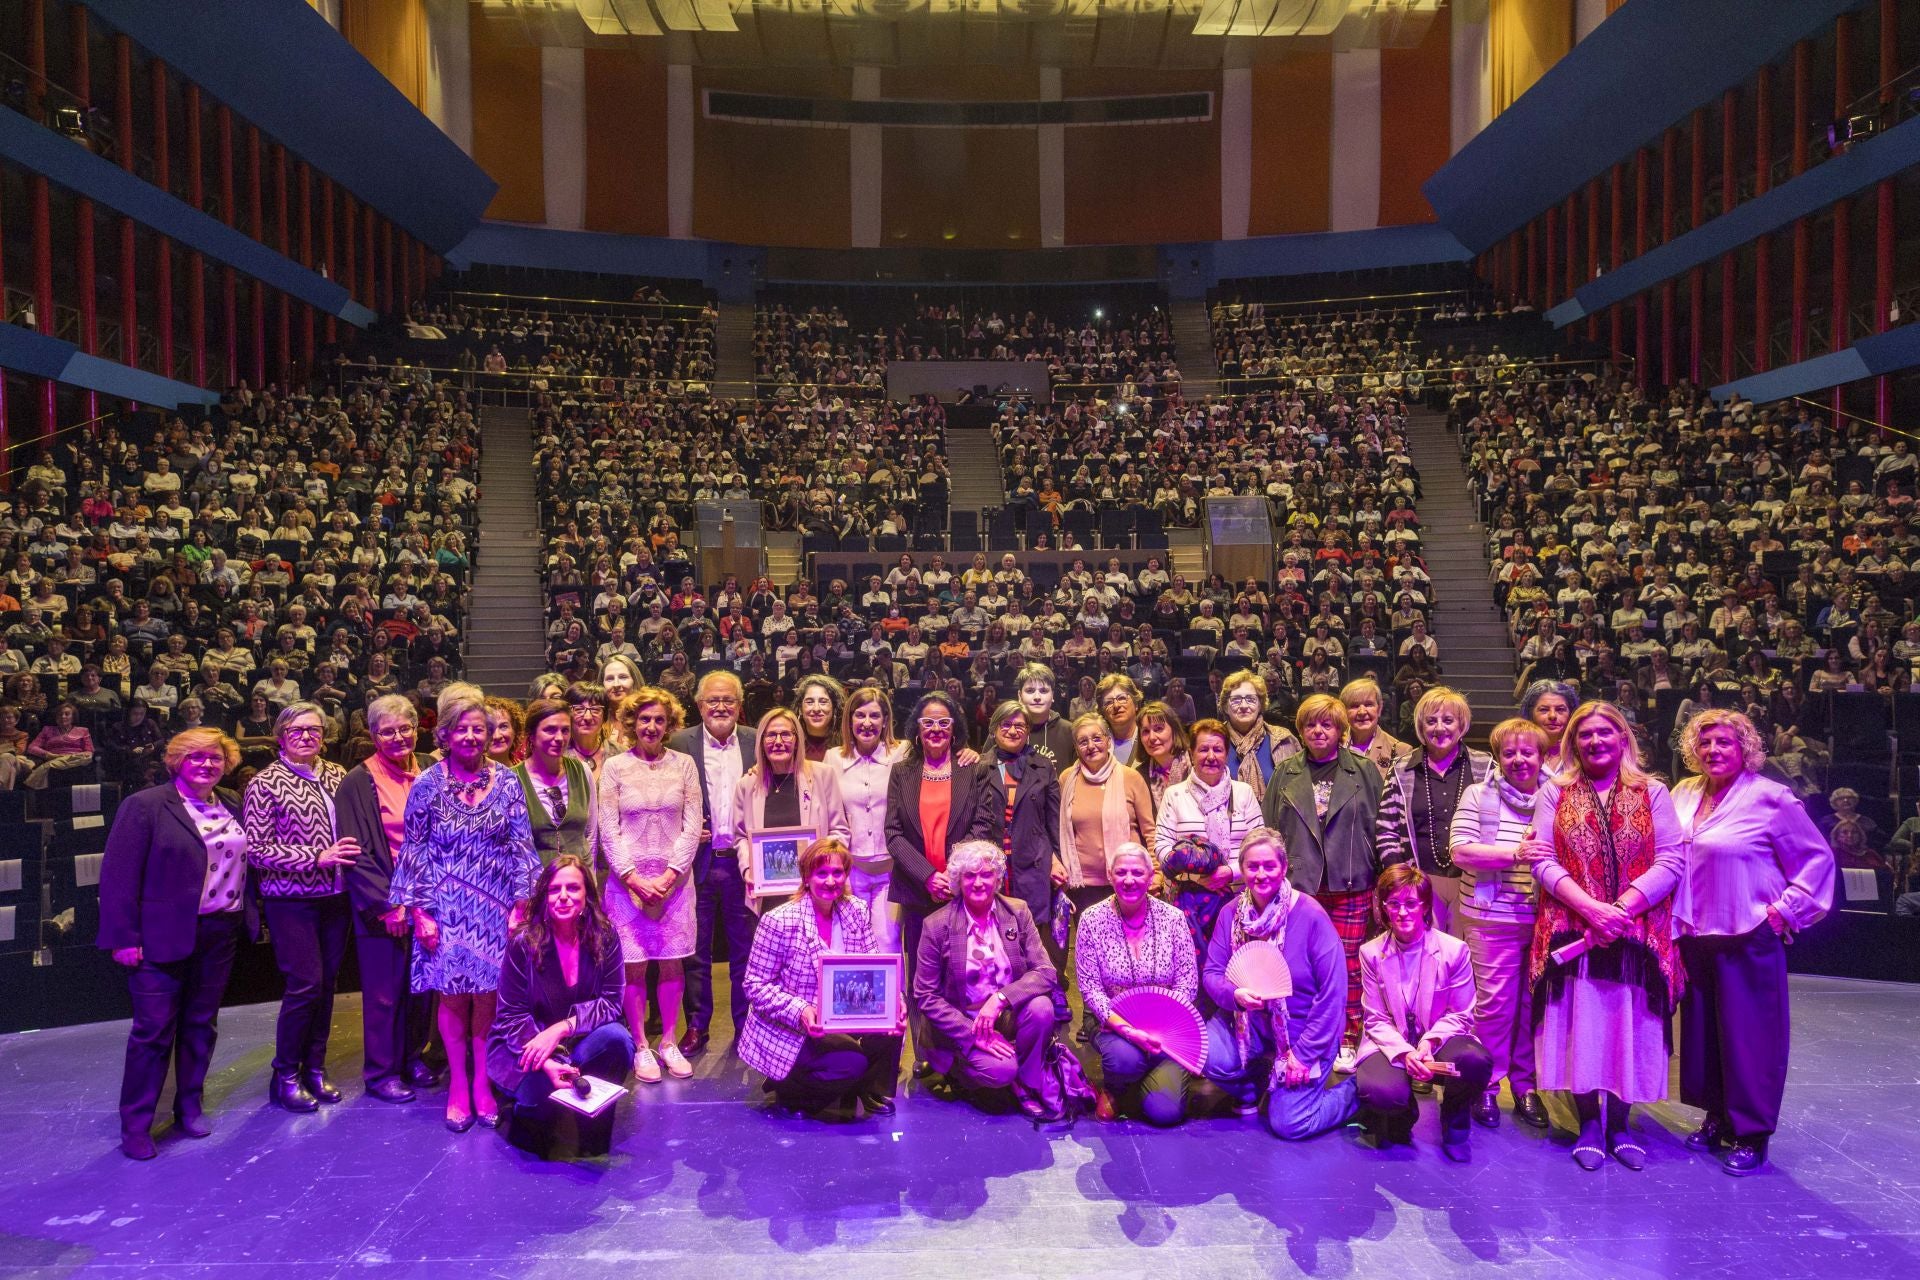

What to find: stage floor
left=2, top=974, right=1917, bottom=1279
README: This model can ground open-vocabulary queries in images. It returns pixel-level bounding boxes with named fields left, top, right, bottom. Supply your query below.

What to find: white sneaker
left=659, top=1041, right=693, bottom=1079
left=633, top=1046, right=663, bottom=1085
left=1332, top=1045, right=1358, bottom=1075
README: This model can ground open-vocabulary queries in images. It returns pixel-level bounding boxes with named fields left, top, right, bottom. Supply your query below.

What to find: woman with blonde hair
left=1671, top=708, right=1834, bottom=1176
left=1375, top=686, right=1494, bottom=937
left=598, top=686, right=704, bottom=1083
left=729, top=707, right=851, bottom=905
left=391, top=683, right=541, bottom=1132
left=1528, top=699, right=1685, bottom=1171
left=825, top=686, right=908, bottom=954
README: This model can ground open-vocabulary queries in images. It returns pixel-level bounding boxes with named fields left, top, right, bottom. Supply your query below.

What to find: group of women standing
left=97, top=661, right=1835, bottom=1179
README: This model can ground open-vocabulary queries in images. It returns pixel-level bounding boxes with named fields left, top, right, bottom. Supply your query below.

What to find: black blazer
left=336, top=763, right=397, bottom=923
left=669, top=722, right=756, bottom=877
left=981, top=749, right=1062, bottom=924
left=885, top=758, right=1004, bottom=918
left=98, top=782, right=259, bottom=965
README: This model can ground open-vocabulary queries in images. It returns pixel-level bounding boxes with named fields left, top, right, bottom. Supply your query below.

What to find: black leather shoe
left=120, top=1131, right=157, bottom=1161
left=1442, top=1138, right=1472, bottom=1164
left=1686, top=1113, right=1732, bottom=1152
left=1517, top=1092, right=1550, bottom=1129
left=857, top=1092, right=897, bottom=1117
left=678, top=1027, right=710, bottom=1056
left=368, top=1079, right=416, bottom=1104
left=1723, top=1140, right=1769, bottom=1177
left=301, top=1070, right=343, bottom=1105
left=173, top=1110, right=213, bottom=1139
left=1470, top=1092, right=1500, bottom=1129
left=404, top=1062, right=444, bottom=1089
left=270, top=1070, right=319, bottom=1113
left=912, top=1061, right=936, bottom=1080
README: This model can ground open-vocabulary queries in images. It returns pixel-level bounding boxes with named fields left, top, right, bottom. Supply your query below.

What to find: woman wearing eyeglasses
left=886, top=690, right=1005, bottom=1076
left=243, top=702, right=357, bottom=1114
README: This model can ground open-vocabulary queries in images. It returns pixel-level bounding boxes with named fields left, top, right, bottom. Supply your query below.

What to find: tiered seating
left=753, top=286, right=1179, bottom=397
left=0, top=371, right=481, bottom=789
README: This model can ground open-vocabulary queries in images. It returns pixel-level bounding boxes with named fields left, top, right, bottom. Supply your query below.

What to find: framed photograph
left=747, top=824, right=814, bottom=898
left=816, top=953, right=904, bottom=1034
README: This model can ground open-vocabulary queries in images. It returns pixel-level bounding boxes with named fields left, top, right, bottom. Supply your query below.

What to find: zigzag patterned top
left=391, top=761, right=540, bottom=996
left=243, top=756, right=349, bottom=899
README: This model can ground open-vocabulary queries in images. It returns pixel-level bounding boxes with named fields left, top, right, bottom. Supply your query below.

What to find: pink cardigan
left=1355, top=928, right=1477, bottom=1066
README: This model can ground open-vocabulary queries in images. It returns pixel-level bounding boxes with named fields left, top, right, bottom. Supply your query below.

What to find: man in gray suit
left=669, top=670, right=758, bottom=1055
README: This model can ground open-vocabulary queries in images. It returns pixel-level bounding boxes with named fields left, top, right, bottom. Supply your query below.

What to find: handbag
left=1044, top=1037, right=1096, bottom=1118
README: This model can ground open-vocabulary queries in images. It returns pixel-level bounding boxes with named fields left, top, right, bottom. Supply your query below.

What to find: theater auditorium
left=2, top=1, right=1919, bottom=1276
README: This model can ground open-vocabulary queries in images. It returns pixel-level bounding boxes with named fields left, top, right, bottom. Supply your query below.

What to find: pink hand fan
left=1225, top=940, right=1293, bottom=1001
left=1111, top=988, right=1207, bottom=1075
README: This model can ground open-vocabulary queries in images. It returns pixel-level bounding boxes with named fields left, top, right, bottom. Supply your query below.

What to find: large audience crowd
left=0, top=372, right=482, bottom=791
left=754, top=293, right=1180, bottom=397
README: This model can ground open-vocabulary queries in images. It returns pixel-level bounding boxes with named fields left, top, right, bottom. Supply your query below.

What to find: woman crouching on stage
left=1076, top=841, right=1198, bottom=1126
left=488, top=855, right=634, bottom=1154
left=738, top=837, right=903, bottom=1119
left=1671, top=709, right=1834, bottom=1177
left=1353, top=865, right=1493, bottom=1161
left=913, top=839, right=1064, bottom=1121
left=1529, top=700, right=1685, bottom=1171
left=1201, top=828, right=1357, bottom=1140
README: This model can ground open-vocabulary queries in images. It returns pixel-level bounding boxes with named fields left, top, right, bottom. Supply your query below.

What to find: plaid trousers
left=1314, top=889, right=1373, bottom=1047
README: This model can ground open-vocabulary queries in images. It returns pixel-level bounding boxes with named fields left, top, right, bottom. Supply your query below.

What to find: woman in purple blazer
left=1353, top=864, right=1493, bottom=1162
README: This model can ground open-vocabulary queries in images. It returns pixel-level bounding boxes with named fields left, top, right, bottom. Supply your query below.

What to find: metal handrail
left=443, top=289, right=713, bottom=318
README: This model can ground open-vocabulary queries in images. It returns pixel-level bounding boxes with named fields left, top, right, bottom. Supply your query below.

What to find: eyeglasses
left=919, top=719, right=954, bottom=731
left=571, top=707, right=604, bottom=720
left=282, top=725, right=324, bottom=738
left=700, top=697, right=740, bottom=709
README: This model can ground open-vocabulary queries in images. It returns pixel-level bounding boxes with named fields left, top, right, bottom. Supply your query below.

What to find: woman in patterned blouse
left=392, top=683, right=540, bottom=1132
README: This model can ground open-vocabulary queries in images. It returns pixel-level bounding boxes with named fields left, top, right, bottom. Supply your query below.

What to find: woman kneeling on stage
left=739, top=838, right=904, bottom=1119
left=1201, top=828, right=1358, bottom=1140
left=1353, top=864, right=1493, bottom=1161
left=488, top=856, right=634, bottom=1157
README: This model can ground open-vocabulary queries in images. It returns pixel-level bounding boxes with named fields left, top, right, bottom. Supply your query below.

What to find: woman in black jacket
left=885, top=690, right=1005, bottom=1072
left=488, top=855, right=633, bottom=1155
left=98, top=729, right=257, bottom=1161
left=980, top=700, right=1064, bottom=956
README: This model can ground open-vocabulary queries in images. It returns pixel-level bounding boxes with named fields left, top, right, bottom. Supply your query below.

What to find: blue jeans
left=1203, top=1013, right=1357, bottom=1141
left=512, top=1022, right=637, bottom=1110
left=1093, top=1029, right=1191, bottom=1127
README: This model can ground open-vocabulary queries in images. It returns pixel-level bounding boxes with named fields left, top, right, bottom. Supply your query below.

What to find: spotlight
left=1093, top=308, right=1104, bottom=319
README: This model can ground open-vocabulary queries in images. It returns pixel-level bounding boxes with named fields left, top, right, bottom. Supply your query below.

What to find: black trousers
left=777, top=1032, right=904, bottom=1109
left=119, top=911, right=241, bottom=1138
left=264, top=894, right=351, bottom=1074
left=685, top=851, right=759, bottom=1037
left=352, top=908, right=438, bottom=1085
left=1354, top=1034, right=1493, bottom=1142
left=1681, top=926, right=1791, bottom=1141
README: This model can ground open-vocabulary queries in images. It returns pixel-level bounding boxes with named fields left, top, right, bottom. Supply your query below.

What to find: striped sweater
left=243, top=756, right=349, bottom=898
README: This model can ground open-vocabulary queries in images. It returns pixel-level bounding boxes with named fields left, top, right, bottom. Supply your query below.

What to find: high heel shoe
left=444, top=1110, right=475, bottom=1133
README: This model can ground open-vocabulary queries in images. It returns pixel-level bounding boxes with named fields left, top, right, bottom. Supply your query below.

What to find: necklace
left=1421, top=754, right=1464, bottom=872
left=449, top=763, right=491, bottom=807
left=922, top=756, right=953, bottom=781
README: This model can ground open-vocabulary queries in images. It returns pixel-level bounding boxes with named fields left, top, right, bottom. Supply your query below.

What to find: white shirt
left=1670, top=772, right=1835, bottom=937
left=827, top=742, right=905, bottom=872
left=702, top=727, right=745, bottom=850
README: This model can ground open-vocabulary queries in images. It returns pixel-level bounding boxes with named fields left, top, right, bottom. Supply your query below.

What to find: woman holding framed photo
left=738, top=838, right=903, bottom=1118
left=729, top=707, right=850, bottom=907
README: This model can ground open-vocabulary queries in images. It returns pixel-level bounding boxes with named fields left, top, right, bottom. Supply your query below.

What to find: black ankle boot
left=270, top=1069, right=319, bottom=1113
left=300, top=1069, right=343, bottom=1105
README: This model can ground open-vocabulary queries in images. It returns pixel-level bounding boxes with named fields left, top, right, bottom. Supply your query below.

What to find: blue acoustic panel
left=0, top=324, right=221, bottom=408
left=79, top=0, right=494, bottom=254
left=0, top=109, right=364, bottom=325
left=448, top=223, right=719, bottom=280
left=1425, top=0, right=1873, bottom=254
left=1549, top=112, right=1920, bottom=327
left=1202, top=225, right=1473, bottom=281
left=1713, top=323, right=1920, bottom=404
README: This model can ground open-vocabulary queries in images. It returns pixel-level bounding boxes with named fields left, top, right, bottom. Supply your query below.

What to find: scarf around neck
left=1228, top=721, right=1273, bottom=797
left=1059, top=755, right=1135, bottom=889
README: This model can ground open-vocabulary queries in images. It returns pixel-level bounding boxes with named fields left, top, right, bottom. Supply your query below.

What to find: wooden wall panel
left=1062, top=69, right=1220, bottom=246
left=880, top=127, right=1041, bottom=249
left=1248, top=53, right=1332, bottom=237
left=583, top=50, right=668, bottom=237
left=467, top=6, right=544, bottom=223
left=692, top=68, right=851, bottom=249
left=1379, top=5, right=1453, bottom=225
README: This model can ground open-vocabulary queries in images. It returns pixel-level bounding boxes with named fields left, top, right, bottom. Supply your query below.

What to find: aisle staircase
left=713, top=299, right=756, bottom=398
left=1402, top=409, right=1517, bottom=737
left=1168, top=299, right=1221, bottom=399
left=946, top=425, right=1006, bottom=523
left=461, top=406, right=550, bottom=693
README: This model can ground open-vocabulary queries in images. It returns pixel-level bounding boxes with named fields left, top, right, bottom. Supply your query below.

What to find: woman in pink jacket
left=1353, top=864, right=1493, bottom=1162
